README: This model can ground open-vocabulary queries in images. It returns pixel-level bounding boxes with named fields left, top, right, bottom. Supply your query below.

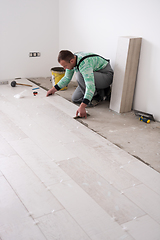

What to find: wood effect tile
left=121, top=215, right=160, bottom=240
left=0, top=111, right=27, bottom=142
left=0, top=177, right=46, bottom=240
left=58, top=158, right=145, bottom=224
left=0, top=155, right=63, bottom=218
left=63, top=141, right=141, bottom=191
left=45, top=93, right=78, bottom=118
left=124, top=184, right=160, bottom=224
left=10, top=138, right=71, bottom=186
left=9, top=138, right=52, bottom=162
left=0, top=135, right=17, bottom=158
left=37, top=210, right=91, bottom=240
left=123, top=160, right=160, bottom=195
left=50, top=180, right=133, bottom=240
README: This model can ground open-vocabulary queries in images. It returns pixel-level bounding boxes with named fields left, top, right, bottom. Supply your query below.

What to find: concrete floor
left=28, top=77, right=160, bottom=173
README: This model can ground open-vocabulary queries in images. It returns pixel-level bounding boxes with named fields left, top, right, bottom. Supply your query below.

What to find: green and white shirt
left=55, top=52, right=109, bottom=104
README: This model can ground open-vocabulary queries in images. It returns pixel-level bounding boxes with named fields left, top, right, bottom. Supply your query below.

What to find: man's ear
left=70, top=58, right=74, bottom=64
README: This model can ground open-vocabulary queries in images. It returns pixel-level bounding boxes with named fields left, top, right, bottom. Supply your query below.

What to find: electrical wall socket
left=29, top=52, right=41, bottom=57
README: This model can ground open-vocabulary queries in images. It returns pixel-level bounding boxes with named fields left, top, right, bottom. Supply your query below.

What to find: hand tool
left=139, top=116, right=150, bottom=123
left=11, top=80, right=32, bottom=87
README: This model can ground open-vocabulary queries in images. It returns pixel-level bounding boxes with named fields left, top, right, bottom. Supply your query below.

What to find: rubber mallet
left=11, top=80, right=32, bottom=87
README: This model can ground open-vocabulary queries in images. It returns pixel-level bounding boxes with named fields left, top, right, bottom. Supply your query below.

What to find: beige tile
left=63, top=141, right=141, bottom=191
left=0, top=177, right=46, bottom=240
left=0, top=155, right=63, bottom=218
left=37, top=210, right=91, bottom=240
left=110, top=37, right=142, bottom=113
left=50, top=179, right=133, bottom=240
left=124, top=184, right=160, bottom=224
left=58, top=157, right=145, bottom=224
left=123, top=160, right=160, bottom=195
left=122, top=215, right=160, bottom=240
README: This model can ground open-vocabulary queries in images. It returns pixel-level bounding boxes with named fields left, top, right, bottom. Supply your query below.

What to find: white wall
left=59, top=0, right=160, bottom=121
left=0, top=0, right=59, bottom=79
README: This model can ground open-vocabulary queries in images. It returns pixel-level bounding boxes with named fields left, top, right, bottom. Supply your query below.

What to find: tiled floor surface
left=28, top=77, right=160, bottom=173
left=0, top=79, right=160, bottom=240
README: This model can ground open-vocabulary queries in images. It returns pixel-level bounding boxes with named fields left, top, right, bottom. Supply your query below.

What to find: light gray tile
left=0, top=135, right=17, bottom=158
left=0, top=177, right=46, bottom=240
left=63, top=141, right=141, bottom=191
left=37, top=210, right=91, bottom=240
left=122, top=215, right=160, bottom=240
left=58, top=157, right=145, bottom=224
left=124, top=184, right=160, bottom=224
left=10, top=138, right=71, bottom=185
left=0, top=155, right=63, bottom=218
left=0, top=111, right=27, bottom=142
left=123, top=160, right=160, bottom=195
left=50, top=180, right=134, bottom=240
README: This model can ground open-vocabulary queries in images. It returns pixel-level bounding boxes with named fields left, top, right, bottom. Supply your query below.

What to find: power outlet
left=29, top=52, right=41, bottom=57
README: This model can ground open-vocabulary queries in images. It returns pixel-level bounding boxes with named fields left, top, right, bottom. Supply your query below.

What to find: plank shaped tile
left=0, top=155, right=63, bottom=218
left=9, top=113, right=76, bottom=161
left=63, top=141, right=141, bottom=191
left=9, top=138, right=52, bottom=162
left=123, top=160, right=160, bottom=195
left=58, top=157, right=145, bottom=224
left=37, top=209, right=91, bottom=240
left=0, top=111, right=27, bottom=142
left=124, top=184, right=160, bottom=224
left=0, top=177, right=46, bottom=240
left=0, top=134, right=17, bottom=158
left=95, top=144, right=137, bottom=165
left=0, top=99, right=77, bottom=161
left=10, top=138, right=71, bottom=186
left=50, top=180, right=133, bottom=240
left=29, top=113, right=81, bottom=144
left=45, top=93, right=78, bottom=118
left=121, top=215, right=160, bottom=240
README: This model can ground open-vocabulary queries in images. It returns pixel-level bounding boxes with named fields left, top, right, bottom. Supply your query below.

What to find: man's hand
left=46, top=87, right=57, bottom=97
left=76, top=103, right=87, bottom=119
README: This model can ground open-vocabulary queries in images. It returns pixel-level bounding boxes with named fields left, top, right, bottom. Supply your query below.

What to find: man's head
left=58, top=50, right=76, bottom=70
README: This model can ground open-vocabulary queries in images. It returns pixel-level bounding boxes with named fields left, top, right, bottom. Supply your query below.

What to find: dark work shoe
left=104, top=87, right=111, bottom=101
left=87, top=96, right=103, bottom=108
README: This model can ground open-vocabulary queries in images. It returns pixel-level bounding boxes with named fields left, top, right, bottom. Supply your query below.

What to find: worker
left=46, top=50, right=114, bottom=118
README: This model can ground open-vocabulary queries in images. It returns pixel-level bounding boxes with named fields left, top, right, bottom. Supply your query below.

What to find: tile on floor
left=121, top=215, right=160, bottom=240
left=58, top=157, right=145, bottom=224
left=37, top=209, right=91, bottom=240
left=123, top=160, right=160, bottom=195
left=124, top=184, right=160, bottom=224
left=50, top=179, right=133, bottom=240
left=0, top=177, right=46, bottom=240
left=0, top=155, right=64, bottom=218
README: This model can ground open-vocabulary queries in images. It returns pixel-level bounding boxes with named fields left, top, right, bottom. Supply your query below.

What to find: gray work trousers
left=72, top=62, right=114, bottom=103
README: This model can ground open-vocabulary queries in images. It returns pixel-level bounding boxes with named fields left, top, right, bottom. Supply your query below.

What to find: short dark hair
left=58, top=50, right=74, bottom=63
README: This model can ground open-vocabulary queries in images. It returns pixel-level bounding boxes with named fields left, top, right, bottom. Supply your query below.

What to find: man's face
left=59, top=58, right=75, bottom=70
